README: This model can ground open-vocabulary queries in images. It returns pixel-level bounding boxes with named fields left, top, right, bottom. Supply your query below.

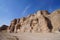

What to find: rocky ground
left=0, top=32, right=19, bottom=40
left=0, top=32, right=60, bottom=40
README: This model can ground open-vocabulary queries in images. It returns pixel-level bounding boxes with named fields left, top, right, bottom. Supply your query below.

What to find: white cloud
left=22, top=5, right=31, bottom=16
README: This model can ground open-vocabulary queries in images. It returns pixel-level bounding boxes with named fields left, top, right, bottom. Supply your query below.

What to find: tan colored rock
left=36, top=11, right=50, bottom=32
left=9, top=19, right=17, bottom=33
left=8, top=10, right=60, bottom=33
left=14, top=23, right=21, bottom=33
left=41, top=10, right=50, bottom=17
left=19, top=17, right=26, bottom=25
left=17, top=18, right=20, bottom=23
left=20, top=24, right=31, bottom=33
left=30, top=18, right=39, bottom=33
left=50, top=10, right=60, bottom=32
left=8, top=10, right=50, bottom=33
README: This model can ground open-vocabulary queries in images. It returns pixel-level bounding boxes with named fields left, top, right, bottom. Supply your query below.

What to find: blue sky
left=0, top=0, right=60, bottom=26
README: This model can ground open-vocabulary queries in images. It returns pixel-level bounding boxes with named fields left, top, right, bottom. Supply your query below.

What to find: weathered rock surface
left=50, top=10, right=60, bottom=32
left=7, top=10, right=60, bottom=33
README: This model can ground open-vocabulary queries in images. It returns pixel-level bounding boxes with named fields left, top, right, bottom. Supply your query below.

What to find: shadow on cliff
left=44, top=17, right=53, bottom=32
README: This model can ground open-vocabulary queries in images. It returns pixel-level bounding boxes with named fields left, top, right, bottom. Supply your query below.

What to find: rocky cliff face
left=50, top=10, right=60, bottom=32
left=7, top=10, right=60, bottom=33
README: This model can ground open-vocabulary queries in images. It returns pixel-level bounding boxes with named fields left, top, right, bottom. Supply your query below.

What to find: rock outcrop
left=50, top=10, right=60, bottom=32
left=7, top=10, right=60, bottom=33
left=0, top=25, right=8, bottom=32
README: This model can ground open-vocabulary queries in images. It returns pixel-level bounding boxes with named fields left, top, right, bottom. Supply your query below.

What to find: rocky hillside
left=0, top=25, right=8, bottom=32
left=7, top=10, right=60, bottom=33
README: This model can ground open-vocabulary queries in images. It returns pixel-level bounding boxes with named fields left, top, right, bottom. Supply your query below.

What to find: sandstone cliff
left=7, top=10, right=60, bottom=33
